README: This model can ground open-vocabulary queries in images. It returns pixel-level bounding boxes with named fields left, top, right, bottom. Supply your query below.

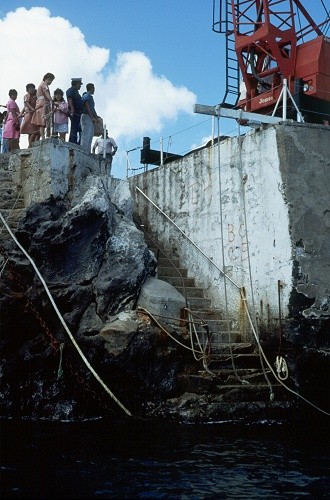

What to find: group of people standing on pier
left=0, top=73, right=117, bottom=170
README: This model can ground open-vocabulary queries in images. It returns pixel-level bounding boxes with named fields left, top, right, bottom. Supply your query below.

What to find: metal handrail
left=135, top=186, right=241, bottom=290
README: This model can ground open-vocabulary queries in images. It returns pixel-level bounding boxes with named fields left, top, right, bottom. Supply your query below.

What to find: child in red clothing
left=2, top=89, right=20, bottom=151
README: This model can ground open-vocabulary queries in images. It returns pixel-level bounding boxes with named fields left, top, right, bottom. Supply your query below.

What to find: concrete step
left=145, top=238, right=179, bottom=258
left=190, top=314, right=251, bottom=339
left=208, top=342, right=254, bottom=353
left=213, top=383, right=284, bottom=402
left=163, top=276, right=196, bottom=288
left=177, top=372, right=286, bottom=400
left=157, top=256, right=180, bottom=268
left=0, top=208, right=26, bottom=229
left=140, top=223, right=246, bottom=346
left=212, top=332, right=244, bottom=343
left=189, top=309, right=227, bottom=320
left=212, top=384, right=285, bottom=402
left=143, top=230, right=165, bottom=242
left=211, top=331, right=243, bottom=343
left=176, top=286, right=205, bottom=298
left=0, top=194, right=25, bottom=209
left=209, top=368, right=272, bottom=384
left=158, top=266, right=188, bottom=278
left=194, top=343, right=257, bottom=360
left=0, top=168, right=12, bottom=178
left=0, top=178, right=16, bottom=188
left=210, top=350, right=259, bottom=359
left=207, top=352, right=262, bottom=370
left=192, top=330, right=243, bottom=344
left=0, top=168, right=24, bottom=212
left=0, top=169, right=16, bottom=183
left=186, top=296, right=212, bottom=309
left=191, top=317, right=239, bottom=329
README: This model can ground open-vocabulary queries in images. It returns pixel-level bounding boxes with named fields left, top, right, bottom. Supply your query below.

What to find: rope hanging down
left=213, top=122, right=329, bottom=416
left=0, top=212, right=132, bottom=417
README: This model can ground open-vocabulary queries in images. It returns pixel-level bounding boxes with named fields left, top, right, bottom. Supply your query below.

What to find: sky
left=0, top=1, right=328, bottom=178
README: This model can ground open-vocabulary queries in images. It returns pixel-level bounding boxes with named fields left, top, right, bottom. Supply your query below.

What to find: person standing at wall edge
left=52, top=88, right=69, bottom=141
left=0, top=111, right=8, bottom=153
left=66, top=78, right=83, bottom=144
left=80, top=83, right=99, bottom=153
left=92, top=129, right=118, bottom=175
left=20, top=83, right=40, bottom=147
left=31, top=73, right=55, bottom=139
left=2, top=89, right=20, bottom=152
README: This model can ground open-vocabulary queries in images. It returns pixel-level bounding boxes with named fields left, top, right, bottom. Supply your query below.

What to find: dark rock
left=0, top=180, right=160, bottom=421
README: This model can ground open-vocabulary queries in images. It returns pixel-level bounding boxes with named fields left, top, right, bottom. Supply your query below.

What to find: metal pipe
left=160, top=137, right=163, bottom=166
left=277, top=279, right=283, bottom=351
left=282, top=79, right=288, bottom=120
left=135, top=186, right=241, bottom=289
left=103, top=123, right=106, bottom=159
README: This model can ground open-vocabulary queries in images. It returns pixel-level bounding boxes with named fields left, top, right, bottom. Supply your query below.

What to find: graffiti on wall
left=228, top=223, right=248, bottom=262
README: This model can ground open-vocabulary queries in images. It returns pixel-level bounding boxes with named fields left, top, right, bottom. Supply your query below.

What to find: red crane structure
left=212, top=0, right=330, bottom=123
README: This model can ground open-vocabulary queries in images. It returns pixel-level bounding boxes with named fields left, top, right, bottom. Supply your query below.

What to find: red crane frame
left=230, top=0, right=329, bottom=119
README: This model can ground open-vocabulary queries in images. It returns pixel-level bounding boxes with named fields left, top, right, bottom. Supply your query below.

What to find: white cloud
left=0, top=7, right=196, bottom=149
left=0, top=7, right=109, bottom=95
left=102, top=51, right=196, bottom=139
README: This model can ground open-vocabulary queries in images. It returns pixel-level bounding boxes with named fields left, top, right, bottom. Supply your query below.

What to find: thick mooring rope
left=0, top=212, right=132, bottom=417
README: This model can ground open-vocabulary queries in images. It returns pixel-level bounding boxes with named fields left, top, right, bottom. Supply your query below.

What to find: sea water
left=1, top=418, right=329, bottom=499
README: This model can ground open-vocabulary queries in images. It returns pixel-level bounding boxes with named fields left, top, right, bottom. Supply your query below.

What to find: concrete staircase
left=143, top=227, right=247, bottom=345
left=0, top=158, right=25, bottom=231
left=0, top=157, right=26, bottom=276
left=139, top=223, right=293, bottom=412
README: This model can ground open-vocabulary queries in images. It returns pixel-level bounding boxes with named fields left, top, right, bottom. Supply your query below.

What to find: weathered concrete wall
left=276, top=123, right=330, bottom=319
left=8, top=138, right=107, bottom=206
left=129, top=123, right=330, bottom=331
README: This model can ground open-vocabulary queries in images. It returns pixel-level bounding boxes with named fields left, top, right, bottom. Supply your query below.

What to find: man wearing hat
left=66, top=78, right=83, bottom=144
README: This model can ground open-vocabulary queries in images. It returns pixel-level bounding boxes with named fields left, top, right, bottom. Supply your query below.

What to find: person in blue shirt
left=66, top=78, right=83, bottom=144
left=80, top=83, right=100, bottom=153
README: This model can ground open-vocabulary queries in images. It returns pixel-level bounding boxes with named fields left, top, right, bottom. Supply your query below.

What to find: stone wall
left=129, top=122, right=330, bottom=332
left=8, top=138, right=106, bottom=207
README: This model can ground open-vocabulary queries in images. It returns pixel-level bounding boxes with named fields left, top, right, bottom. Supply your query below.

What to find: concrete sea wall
left=7, top=138, right=106, bottom=207
left=129, top=123, right=330, bottom=333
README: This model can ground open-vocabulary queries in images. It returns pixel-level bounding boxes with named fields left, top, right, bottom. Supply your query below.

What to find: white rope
left=0, top=257, right=9, bottom=276
left=233, top=132, right=328, bottom=415
left=137, top=306, right=204, bottom=355
left=215, top=117, right=229, bottom=315
left=237, top=122, right=258, bottom=328
left=237, top=123, right=274, bottom=397
left=188, top=310, right=206, bottom=361
left=215, top=117, right=248, bottom=384
left=187, top=309, right=216, bottom=376
left=241, top=290, right=330, bottom=416
left=0, top=212, right=132, bottom=417
left=138, top=306, right=216, bottom=377
left=275, top=355, right=289, bottom=381
left=57, top=343, right=64, bottom=380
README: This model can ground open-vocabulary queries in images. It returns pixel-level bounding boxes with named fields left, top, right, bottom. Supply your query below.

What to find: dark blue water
left=1, top=418, right=329, bottom=499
